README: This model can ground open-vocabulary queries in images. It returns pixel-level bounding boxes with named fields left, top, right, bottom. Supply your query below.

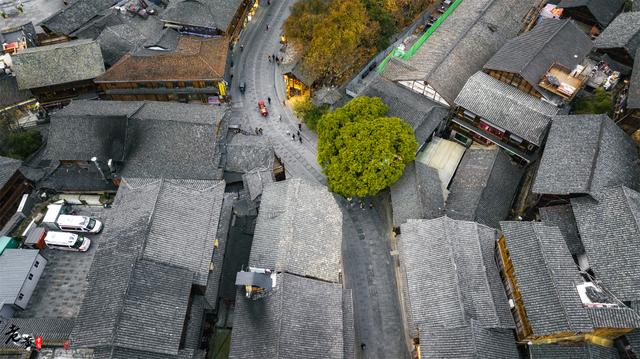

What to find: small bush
left=291, top=97, right=327, bottom=132
left=572, top=88, right=612, bottom=116
left=4, top=130, right=42, bottom=160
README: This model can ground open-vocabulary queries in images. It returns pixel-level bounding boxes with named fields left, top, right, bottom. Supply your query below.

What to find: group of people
left=286, top=130, right=303, bottom=144
left=254, top=127, right=264, bottom=135
left=268, top=54, right=282, bottom=64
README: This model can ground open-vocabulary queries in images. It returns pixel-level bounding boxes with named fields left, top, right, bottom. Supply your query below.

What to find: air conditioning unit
left=576, top=282, right=617, bottom=308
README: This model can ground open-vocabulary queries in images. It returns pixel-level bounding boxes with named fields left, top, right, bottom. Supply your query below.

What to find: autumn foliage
left=284, top=0, right=433, bottom=85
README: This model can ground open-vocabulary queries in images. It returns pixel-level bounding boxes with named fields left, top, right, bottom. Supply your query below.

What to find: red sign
left=63, top=341, right=70, bottom=350
left=35, top=336, right=42, bottom=350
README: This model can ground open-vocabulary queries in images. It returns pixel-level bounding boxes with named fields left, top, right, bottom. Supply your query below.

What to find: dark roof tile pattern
left=242, top=169, right=274, bottom=201
left=0, top=156, right=22, bottom=189
left=571, top=186, right=640, bottom=301
left=229, top=273, right=351, bottom=359
left=205, top=193, right=233, bottom=306
left=141, top=179, right=225, bottom=286
left=249, top=179, right=343, bottom=282
left=398, top=217, right=514, bottom=333
left=500, top=221, right=593, bottom=336
left=225, top=134, right=275, bottom=173
left=629, top=48, right=640, bottom=110
left=421, top=321, right=518, bottom=359
left=483, top=18, right=593, bottom=101
left=539, top=204, right=584, bottom=255
left=44, top=100, right=227, bottom=180
left=0, top=74, right=33, bottom=108
left=383, top=0, right=533, bottom=105
left=390, top=161, right=444, bottom=227
left=71, top=178, right=224, bottom=355
left=39, top=0, right=119, bottom=35
left=558, top=0, right=625, bottom=27
left=446, top=148, right=523, bottom=229
left=454, top=72, right=560, bottom=145
left=161, top=0, right=243, bottom=32
left=593, top=11, right=640, bottom=55
left=533, top=114, right=640, bottom=195
left=360, top=76, right=448, bottom=143
left=11, top=39, right=105, bottom=89
left=112, top=259, right=192, bottom=355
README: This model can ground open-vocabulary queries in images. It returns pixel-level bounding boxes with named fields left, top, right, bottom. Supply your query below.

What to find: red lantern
left=35, top=336, right=42, bottom=350
left=63, top=341, right=70, bottom=350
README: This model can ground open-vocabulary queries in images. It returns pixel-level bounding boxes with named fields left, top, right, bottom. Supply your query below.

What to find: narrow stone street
left=231, top=2, right=410, bottom=358
left=229, top=0, right=325, bottom=184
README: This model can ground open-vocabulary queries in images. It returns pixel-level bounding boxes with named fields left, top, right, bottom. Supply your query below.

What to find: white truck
left=42, top=203, right=103, bottom=234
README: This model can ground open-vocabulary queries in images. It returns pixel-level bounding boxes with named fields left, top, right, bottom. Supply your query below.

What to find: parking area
left=13, top=205, right=108, bottom=320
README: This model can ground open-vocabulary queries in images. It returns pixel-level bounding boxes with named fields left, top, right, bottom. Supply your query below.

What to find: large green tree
left=317, top=97, right=417, bottom=197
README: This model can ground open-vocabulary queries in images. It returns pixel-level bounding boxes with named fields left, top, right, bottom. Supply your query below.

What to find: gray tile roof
left=11, top=39, right=105, bottom=89
left=96, top=19, right=165, bottom=66
left=539, top=204, right=585, bottom=255
left=454, top=72, right=560, bottom=145
left=204, top=192, right=233, bottom=306
left=161, top=0, right=243, bottom=32
left=528, top=343, right=620, bottom=358
left=483, top=18, right=593, bottom=101
left=0, top=74, right=33, bottom=108
left=71, top=178, right=224, bottom=355
left=390, top=161, right=444, bottom=227
left=499, top=221, right=593, bottom=336
left=112, top=259, right=192, bottom=355
left=137, top=179, right=225, bottom=286
left=44, top=100, right=227, bottom=180
left=39, top=0, right=119, bottom=35
left=422, top=322, right=518, bottom=358
left=571, top=186, right=640, bottom=301
left=446, top=148, right=524, bottom=229
left=242, top=169, right=274, bottom=201
left=249, top=179, right=343, bottom=283
left=532, top=114, right=640, bottom=195
left=0, top=156, right=22, bottom=190
left=629, top=48, right=640, bottom=110
left=225, top=134, right=275, bottom=173
left=383, top=0, right=533, bottom=104
left=593, top=11, right=640, bottom=54
left=558, top=0, right=625, bottom=27
left=0, top=249, right=40, bottom=307
left=360, top=76, right=448, bottom=143
left=229, top=273, right=354, bottom=359
left=398, top=217, right=514, bottom=334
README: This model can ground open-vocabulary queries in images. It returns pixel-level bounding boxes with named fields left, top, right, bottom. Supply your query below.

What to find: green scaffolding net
left=377, top=0, right=464, bottom=72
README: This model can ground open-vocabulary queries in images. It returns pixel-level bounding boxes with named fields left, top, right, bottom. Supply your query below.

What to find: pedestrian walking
left=286, top=130, right=290, bottom=137
left=278, top=114, right=282, bottom=121
left=282, top=99, right=286, bottom=106
left=266, top=24, right=269, bottom=31
left=361, top=343, right=366, bottom=351
left=240, top=44, right=243, bottom=52
left=292, top=134, right=296, bottom=141
left=299, top=136, right=302, bottom=144
left=268, top=55, right=272, bottom=63
left=268, top=97, right=271, bottom=105
left=298, top=123, right=302, bottom=131
left=259, top=128, right=263, bottom=135
left=297, top=130, right=300, bottom=137
left=255, top=127, right=259, bottom=135
left=369, top=202, right=373, bottom=209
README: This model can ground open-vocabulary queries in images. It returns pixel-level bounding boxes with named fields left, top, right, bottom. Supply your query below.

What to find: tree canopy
left=284, top=0, right=433, bottom=85
left=317, top=97, right=417, bottom=197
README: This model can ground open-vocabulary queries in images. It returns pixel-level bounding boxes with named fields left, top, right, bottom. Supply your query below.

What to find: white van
left=56, top=215, right=103, bottom=234
left=44, top=231, right=91, bottom=252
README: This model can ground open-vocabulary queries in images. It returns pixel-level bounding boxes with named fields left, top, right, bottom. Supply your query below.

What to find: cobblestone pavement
left=342, top=200, right=410, bottom=359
